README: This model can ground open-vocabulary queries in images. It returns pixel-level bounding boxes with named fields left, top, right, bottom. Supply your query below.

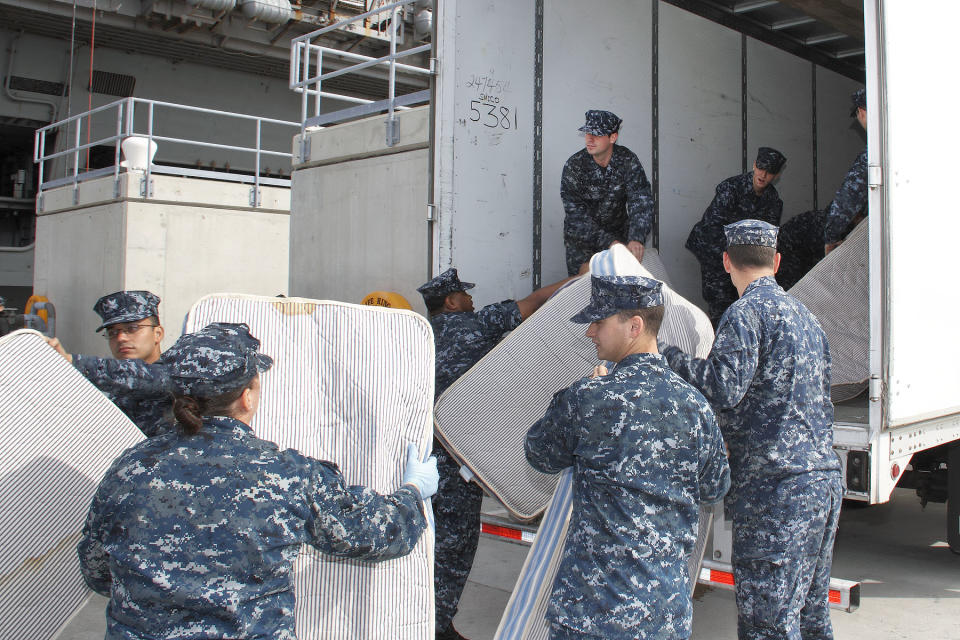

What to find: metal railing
left=290, top=0, right=433, bottom=145
left=33, top=98, right=300, bottom=209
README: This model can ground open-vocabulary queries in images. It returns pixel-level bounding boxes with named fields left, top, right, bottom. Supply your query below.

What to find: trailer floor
left=57, top=489, right=960, bottom=639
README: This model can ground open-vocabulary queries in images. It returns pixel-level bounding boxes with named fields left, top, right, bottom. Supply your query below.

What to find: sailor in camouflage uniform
left=78, top=322, right=438, bottom=640
left=661, top=220, right=843, bottom=640
left=776, top=208, right=826, bottom=290
left=419, top=267, right=570, bottom=640
left=824, top=89, right=868, bottom=254
left=525, top=275, right=730, bottom=639
left=47, top=290, right=176, bottom=437
left=561, top=110, right=655, bottom=276
left=686, top=147, right=786, bottom=326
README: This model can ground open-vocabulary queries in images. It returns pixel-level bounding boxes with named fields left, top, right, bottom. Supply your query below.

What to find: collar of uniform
left=612, top=351, right=666, bottom=374
left=742, top=274, right=780, bottom=296
left=202, top=415, right=255, bottom=438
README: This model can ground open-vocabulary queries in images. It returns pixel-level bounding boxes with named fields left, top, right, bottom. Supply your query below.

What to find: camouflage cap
left=578, top=110, right=622, bottom=136
left=571, top=275, right=664, bottom=324
left=94, top=290, right=161, bottom=331
left=416, top=268, right=475, bottom=302
left=166, top=322, right=273, bottom=398
left=755, top=147, right=786, bottom=174
left=850, top=88, right=866, bottom=116
left=724, top=219, right=779, bottom=249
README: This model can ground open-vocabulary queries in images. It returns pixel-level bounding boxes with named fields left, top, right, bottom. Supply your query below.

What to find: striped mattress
left=433, top=245, right=715, bottom=521
left=0, top=329, right=144, bottom=640
left=185, top=295, right=436, bottom=640
left=788, top=219, right=869, bottom=402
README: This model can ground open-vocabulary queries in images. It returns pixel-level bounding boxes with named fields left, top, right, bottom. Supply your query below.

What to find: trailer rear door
left=876, top=0, right=960, bottom=428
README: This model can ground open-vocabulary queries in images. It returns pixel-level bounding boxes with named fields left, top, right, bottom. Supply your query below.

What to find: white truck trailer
left=288, top=0, right=960, bottom=556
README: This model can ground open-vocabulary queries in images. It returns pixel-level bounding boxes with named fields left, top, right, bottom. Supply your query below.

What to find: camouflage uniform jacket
left=561, top=145, right=655, bottom=275
left=525, top=352, right=730, bottom=638
left=824, top=147, right=868, bottom=244
left=661, top=276, right=840, bottom=513
left=78, top=416, right=427, bottom=640
left=430, top=301, right=522, bottom=397
left=73, top=354, right=176, bottom=437
left=685, top=173, right=783, bottom=265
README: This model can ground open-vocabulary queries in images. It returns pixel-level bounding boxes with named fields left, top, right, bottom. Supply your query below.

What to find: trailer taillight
left=891, top=462, right=901, bottom=479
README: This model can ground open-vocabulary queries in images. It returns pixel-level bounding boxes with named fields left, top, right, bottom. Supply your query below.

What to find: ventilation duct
left=238, top=0, right=293, bottom=23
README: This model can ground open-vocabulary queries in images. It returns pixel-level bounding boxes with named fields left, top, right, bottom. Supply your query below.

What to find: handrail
left=289, top=0, right=432, bottom=145
left=34, top=98, right=299, bottom=208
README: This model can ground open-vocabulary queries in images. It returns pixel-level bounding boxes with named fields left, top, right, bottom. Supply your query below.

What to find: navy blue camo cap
left=417, top=268, right=476, bottom=301
left=578, top=110, right=622, bottom=136
left=571, top=275, right=664, bottom=324
left=755, top=147, right=786, bottom=174
left=166, top=322, right=273, bottom=398
left=94, top=290, right=160, bottom=331
left=724, top=219, right=779, bottom=249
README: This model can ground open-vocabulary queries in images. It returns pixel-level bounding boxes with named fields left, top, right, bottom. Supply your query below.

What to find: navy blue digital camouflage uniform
left=419, top=268, right=523, bottom=637
left=73, top=290, right=176, bottom=437
left=561, top=110, right=655, bottom=276
left=77, top=322, right=428, bottom=640
left=824, top=89, right=868, bottom=245
left=525, top=275, right=730, bottom=639
left=72, top=355, right=174, bottom=437
left=686, top=148, right=785, bottom=326
left=777, top=209, right=826, bottom=291
left=823, top=148, right=867, bottom=245
left=662, top=221, right=843, bottom=640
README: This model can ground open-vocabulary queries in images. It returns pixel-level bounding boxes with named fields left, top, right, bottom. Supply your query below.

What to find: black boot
left=436, top=624, right=470, bottom=640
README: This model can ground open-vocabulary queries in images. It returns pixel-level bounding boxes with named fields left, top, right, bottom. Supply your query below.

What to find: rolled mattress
left=185, top=295, right=436, bottom=640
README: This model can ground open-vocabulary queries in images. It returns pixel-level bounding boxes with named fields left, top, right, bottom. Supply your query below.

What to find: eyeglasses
left=104, top=323, right=157, bottom=339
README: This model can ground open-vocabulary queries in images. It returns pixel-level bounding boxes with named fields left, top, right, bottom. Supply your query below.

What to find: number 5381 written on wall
left=469, top=99, right=518, bottom=130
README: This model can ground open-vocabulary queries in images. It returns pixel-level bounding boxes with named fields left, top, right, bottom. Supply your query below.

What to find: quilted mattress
left=0, top=330, right=144, bottom=640
left=185, top=295, right=436, bottom=640
left=433, top=245, right=715, bottom=521
left=788, top=219, right=869, bottom=401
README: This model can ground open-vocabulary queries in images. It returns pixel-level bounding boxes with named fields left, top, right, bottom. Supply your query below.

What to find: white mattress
left=434, top=246, right=715, bottom=521
left=788, top=219, right=869, bottom=401
left=0, top=330, right=144, bottom=640
left=185, top=295, right=436, bottom=640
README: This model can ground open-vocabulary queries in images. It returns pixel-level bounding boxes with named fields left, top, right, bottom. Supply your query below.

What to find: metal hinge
left=300, top=138, right=311, bottom=164
left=868, top=164, right=882, bottom=189
left=869, top=375, right=882, bottom=402
left=429, top=57, right=439, bottom=74
left=427, top=203, right=436, bottom=221
left=385, top=117, right=399, bottom=147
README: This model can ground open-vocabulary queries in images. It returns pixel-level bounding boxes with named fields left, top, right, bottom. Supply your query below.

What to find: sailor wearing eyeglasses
left=47, top=290, right=176, bottom=437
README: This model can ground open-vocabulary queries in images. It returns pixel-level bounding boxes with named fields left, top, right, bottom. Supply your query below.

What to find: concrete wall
left=290, top=106, right=430, bottom=314
left=34, top=172, right=289, bottom=355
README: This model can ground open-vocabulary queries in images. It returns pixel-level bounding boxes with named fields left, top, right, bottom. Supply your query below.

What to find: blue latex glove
left=402, top=443, right=438, bottom=499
